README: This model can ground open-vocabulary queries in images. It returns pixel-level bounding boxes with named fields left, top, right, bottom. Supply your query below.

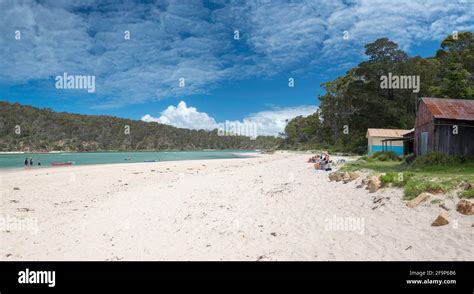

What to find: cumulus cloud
left=142, top=101, right=218, bottom=130
left=142, top=101, right=317, bottom=136
left=1, top=0, right=473, bottom=107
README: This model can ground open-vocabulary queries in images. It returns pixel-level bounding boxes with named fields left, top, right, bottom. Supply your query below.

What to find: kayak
left=51, top=161, right=73, bottom=166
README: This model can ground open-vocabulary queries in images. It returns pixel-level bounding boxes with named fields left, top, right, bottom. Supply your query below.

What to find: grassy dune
left=342, top=152, right=474, bottom=200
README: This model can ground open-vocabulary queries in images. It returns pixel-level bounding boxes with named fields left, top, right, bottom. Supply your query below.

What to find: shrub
left=403, top=153, right=416, bottom=165
left=370, top=151, right=400, bottom=161
left=460, top=189, right=474, bottom=199
left=380, top=173, right=398, bottom=186
left=380, top=172, right=415, bottom=187
left=404, top=178, right=457, bottom=200
left=404, top=179, right=442, bottom=200
left=412, top=152, right=470, bottom=166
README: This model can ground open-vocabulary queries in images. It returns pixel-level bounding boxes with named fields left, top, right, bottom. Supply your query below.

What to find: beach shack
left=366, top=128, right=411, bottom=156
left=402, top=128, right=415, bottom=155
left=414, top=97, right=474, bottom=156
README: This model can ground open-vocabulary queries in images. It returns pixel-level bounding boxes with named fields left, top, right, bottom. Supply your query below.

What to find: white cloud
left=142, top=101, right=317, bottom=137
left=141, top=101, right=218, bottom=130
left=242, top=105, right=317, bottom=136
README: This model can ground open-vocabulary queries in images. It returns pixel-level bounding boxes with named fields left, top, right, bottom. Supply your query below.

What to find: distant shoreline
left=0, top=149, right=260, bottom=155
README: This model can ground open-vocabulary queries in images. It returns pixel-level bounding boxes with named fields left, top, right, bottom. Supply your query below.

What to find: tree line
left=0, top=102, right=280, bottom=152
left=282, top=32, right=474, bottom=154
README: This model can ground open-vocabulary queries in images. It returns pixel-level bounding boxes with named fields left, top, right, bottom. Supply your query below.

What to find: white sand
left=0, top=151, right=472, bottom=261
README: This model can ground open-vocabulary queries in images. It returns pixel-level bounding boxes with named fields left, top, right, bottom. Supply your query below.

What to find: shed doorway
left=420, top=132, right=428, bottom=155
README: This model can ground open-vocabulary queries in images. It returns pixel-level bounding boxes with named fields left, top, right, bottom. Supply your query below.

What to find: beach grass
left=342, top=153, right=474, bottom=200
left=460, top=189, right=474, bottom=199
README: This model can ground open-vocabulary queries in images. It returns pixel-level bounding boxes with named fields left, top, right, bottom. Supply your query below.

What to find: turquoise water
left=0, top=150, right=257, bottom=169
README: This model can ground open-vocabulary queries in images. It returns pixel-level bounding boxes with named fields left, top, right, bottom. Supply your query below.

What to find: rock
left=456, top=199, right=474, bottom=216
left=349, top=171, right=360, bottom=181
left=439, top=204, right=450, bottom=211
left=328, top=171, right=360, bottom=183
left=368, top=176, right=381, bottom=193
left=329, top=172, right=345, bottom=182
left=460, top=183, right=473, bottom=190
left=406, top=192, right=431, bottom=208
left=328, top=172, right=338, bottom=181
left=431, top=212, right=449, bottom=226
left=342, top=172, right=350, bottom=181
left=429, top=187, right=444, bottom=194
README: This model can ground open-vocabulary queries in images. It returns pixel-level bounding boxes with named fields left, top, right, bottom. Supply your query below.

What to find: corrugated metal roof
left=366, top=128, right=411, bottom=138
left=422, top=97, right=474, bottom=121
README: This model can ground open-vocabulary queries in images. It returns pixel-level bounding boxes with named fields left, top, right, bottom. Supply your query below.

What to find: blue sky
left=1, top=0, right=473, bottom=135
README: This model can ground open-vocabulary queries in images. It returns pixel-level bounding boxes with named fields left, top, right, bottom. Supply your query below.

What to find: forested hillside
left=0, top=102, right=280, bottom=152
left=283, top=32, right=474, bottom=154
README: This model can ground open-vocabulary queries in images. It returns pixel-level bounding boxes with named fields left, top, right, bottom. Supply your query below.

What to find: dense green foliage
left=283, top=32, right=474, bottom=153
left=366, top=151, right=400, bottom=162
left=411, top=152, right=472, bottom=166
left=0, top=102, right=281, bottom=152
left=380, top=172, right=415, bottom=188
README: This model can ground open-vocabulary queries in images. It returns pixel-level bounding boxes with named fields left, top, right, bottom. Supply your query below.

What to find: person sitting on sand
left=314, top=153, right=331, bottom=170
left=308, top=155, right=318, bottom=163
left=319, top=153, right=328, bottom=163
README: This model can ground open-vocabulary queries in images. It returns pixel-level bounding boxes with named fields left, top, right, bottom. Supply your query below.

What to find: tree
left=283, top=32, right=474, bottom=154
left=364, top=38, right=408, bottom=63
left=431, top=62, right=473, bottom=99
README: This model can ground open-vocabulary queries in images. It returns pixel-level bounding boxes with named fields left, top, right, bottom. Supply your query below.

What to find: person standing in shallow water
left=24, top=157, right=28, bottom=168
left=29, top=157, right=33, bottom=166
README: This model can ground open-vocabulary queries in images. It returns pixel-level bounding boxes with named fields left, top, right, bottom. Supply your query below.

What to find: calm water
left=0, top=150, right=257, bottom=169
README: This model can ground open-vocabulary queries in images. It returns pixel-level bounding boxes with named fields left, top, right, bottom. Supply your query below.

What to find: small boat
left=51, top=161, right=73, bottom=166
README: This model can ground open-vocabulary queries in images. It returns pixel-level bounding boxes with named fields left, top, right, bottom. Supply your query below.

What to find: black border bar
left=0, top=261, right=472, bottom=292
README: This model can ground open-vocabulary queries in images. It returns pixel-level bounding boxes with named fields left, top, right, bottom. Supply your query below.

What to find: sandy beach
left=0, top=151, right=472, bottom=261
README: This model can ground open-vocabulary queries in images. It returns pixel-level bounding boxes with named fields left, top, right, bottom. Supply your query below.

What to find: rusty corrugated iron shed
left=422, top=97, right=474, bottom=121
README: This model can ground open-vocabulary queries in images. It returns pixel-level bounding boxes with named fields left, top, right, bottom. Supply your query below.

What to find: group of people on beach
left=308, top=153, right=332, bottom=171
left=24, top=157, right=41, bottom=167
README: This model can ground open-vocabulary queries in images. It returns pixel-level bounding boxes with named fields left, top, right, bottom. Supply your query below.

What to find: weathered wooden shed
left=414, top=97, right=474, bottom=156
